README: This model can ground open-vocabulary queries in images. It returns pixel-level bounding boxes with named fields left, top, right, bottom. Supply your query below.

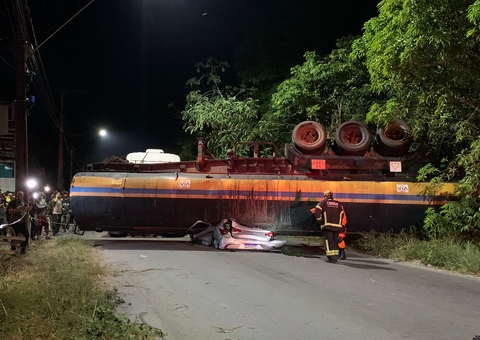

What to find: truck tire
left=332, top=121, right=371, bottom=156
left=291, top=121, right=327, bottom=155
left=375, top=119, right=413, bottom=157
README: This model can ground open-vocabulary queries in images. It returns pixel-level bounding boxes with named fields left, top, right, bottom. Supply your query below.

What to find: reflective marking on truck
left=70, top=187, right=451, bottom=205
left=179, top=180, right=191, bottom=188
left=71, top=175, right=455, bottom=206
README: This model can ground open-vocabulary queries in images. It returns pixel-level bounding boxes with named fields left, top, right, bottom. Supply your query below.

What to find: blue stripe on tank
left=70, top=186, right=448, bottom=202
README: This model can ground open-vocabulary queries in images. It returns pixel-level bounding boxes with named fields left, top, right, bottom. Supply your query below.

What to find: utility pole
left=57, top=91, right=66, bottom=190
left=14, top=4, right=28, bottom=194
left=11, top=0, right=96, bottom=193
left=57, top=89, right=83, bottom=190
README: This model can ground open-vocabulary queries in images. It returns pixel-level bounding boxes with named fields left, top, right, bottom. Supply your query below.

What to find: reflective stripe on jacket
left=315, top=198, right=347, bottom=231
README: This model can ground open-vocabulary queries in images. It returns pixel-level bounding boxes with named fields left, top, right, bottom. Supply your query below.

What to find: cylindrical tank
left=70, top=171, right=454, bottom=235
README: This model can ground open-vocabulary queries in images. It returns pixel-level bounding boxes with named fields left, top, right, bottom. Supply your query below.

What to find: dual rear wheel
left=291, top=120, right=412, bottom=157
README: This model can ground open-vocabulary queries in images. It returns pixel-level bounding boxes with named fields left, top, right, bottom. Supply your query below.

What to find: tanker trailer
left=70, top=120, right=454, bottom=236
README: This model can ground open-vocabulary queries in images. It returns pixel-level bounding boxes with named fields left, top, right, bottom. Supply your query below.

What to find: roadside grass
left=0, top=237, right=164, bottom=340
left=352, top=231, right=480, bottom=275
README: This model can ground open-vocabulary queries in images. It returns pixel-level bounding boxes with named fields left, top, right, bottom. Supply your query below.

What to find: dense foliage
left=182, top=38, right=381, bottom=154
left=181, top=57, right=260, bottom=157
left=353, top=0, right=480, bottom=237
left=181, top=1, right=480, bottom=238
left=266, top=36, right=380, bottom=144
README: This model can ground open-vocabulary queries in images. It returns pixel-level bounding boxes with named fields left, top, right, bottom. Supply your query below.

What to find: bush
left=353, top=231, right=480, bottom=275
left=352, top=230, right=413, bottom=258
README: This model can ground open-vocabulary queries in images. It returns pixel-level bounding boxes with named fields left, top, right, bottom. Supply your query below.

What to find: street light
left=69, top=129, right=107, bottom=183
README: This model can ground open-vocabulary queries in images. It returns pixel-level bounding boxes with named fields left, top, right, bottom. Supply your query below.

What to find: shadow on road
left=337, top=260, right=396, bottom=271
left=92, top=239, right=219, bottom=251
left=83, top=235, right=398, bottom=269
left=280, top=244, right=396, bottom=270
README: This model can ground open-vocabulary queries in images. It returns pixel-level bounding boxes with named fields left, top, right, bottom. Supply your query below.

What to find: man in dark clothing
left=35, top=193, right=51, bottom=239
left=61, top=191, right=71, bottom=232
left=313, top=190, right=347, bottom=263
left=7, top=191, right=30, bottom=254
left=48, top=192, right=63, bottom=236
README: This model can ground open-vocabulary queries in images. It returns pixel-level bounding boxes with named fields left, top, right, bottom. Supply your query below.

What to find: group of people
left=0, top=189, right=73, bottom=254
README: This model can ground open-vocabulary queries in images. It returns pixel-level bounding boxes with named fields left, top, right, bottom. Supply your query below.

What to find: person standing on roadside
left=5, top=191, right=12, bottom=205
left=61, top=191, right=71, bottom=232
left=48, top=192, right=63, bottom=236
left=0, top=191, right=7, bottom=225
left=7, top=191, right=30, bottom=254
left=29, top=195, right=37, bottom=240
left=35, top=193, right=51, bottom=239
left=4, top=191, right=13, bottom=222
left=312, top=190, right=347, bottom=263
left=0, top=191, right=8, bottom=236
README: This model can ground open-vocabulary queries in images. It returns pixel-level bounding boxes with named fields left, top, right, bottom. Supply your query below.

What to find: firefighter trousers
left=323, top=229, right=340, bottom=262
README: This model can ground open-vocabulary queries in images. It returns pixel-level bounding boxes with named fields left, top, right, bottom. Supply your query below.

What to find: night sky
left=0, top=0, right=380, bottom=187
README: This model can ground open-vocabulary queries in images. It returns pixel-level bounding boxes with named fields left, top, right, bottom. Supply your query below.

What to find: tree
left=353, top=0, right=480, bottom=236
left=234, top=0, right=381, bottom=142
left=263, top=36, right=380, bottom=145
left=181, top=57, right=260, bottom=157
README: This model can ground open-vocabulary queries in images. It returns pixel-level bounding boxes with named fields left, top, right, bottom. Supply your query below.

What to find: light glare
left=26, top=179, right=37, bottom=189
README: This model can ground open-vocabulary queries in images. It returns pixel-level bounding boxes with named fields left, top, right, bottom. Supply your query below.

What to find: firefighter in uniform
left=313, top=190, right=347, bottom=263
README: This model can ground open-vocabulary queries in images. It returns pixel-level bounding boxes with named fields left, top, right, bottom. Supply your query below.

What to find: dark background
left=0, top=0, right=380, bottom=188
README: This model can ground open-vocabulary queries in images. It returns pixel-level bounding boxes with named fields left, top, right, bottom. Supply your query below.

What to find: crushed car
left=189, top=218, right=286, bottom=251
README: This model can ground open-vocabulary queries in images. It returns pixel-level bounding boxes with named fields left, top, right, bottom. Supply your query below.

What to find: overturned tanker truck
left=70, top=120, right=455, bottom=236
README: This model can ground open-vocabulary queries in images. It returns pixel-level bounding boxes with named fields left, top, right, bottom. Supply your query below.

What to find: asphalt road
left=83, top=232, right=480, bottom=340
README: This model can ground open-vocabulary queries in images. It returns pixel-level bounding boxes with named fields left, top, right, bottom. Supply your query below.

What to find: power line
left=7, top=0, right=95, bottom=189
left=30, top=0, right=94, bottom=55
left=0, top=54, right=14, bottom=67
